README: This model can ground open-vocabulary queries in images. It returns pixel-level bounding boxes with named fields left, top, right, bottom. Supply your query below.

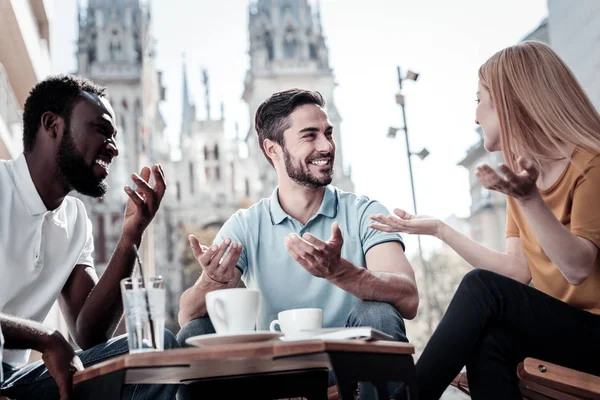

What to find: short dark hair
left=254, top=88, right=325, bottom=166
left=22, top=74, right=107, bottom=153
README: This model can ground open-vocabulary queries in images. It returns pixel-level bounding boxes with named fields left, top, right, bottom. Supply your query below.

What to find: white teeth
left=310, top=160, right=329, bottom=166
left=95, top=159, right=109, bottom=170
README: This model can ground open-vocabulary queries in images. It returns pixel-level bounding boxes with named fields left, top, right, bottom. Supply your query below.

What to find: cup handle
left=269, top=319, right=280, bottom=332
left=212, top=298, right=228, bottom=331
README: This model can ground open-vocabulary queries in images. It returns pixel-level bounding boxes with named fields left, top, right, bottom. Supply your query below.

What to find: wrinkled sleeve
left=571, top=156, right=600, bottom=249
left=506, top=198, right=520, bottom=238
left=76, top=217, right=95, bottom=268
left=214, top=211, right=248, bottom=273
left=358, top=198, right=405, bottom=254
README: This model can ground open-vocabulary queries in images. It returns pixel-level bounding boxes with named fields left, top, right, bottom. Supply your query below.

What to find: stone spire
left=248, top=0, right=330, bottom=74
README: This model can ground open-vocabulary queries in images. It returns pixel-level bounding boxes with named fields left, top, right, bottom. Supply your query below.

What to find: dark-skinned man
left=0, top=75, right=179, bottom=399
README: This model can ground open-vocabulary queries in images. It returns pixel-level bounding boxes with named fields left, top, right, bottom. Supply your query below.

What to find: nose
left=105, top=137, right=119, bottom=157
left=316, top=133, right=334, bottom=152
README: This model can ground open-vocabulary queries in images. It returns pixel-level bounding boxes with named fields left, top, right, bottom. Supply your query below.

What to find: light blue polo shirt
left=214, top=185, right=404, bottom=330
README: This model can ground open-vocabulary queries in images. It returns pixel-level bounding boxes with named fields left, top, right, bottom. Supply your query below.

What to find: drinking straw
left=132, top=244, right=157, bottom=349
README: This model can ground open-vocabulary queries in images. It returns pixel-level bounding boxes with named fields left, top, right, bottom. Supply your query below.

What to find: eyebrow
left=94, top=119, right=118, bottom=137
left=298, top=125, right=333, bottom=134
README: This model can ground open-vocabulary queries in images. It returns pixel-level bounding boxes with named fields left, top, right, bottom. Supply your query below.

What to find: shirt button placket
left=35, top=212, right=49, bottom=268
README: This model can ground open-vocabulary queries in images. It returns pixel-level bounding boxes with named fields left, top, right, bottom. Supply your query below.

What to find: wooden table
left=73, top=339, right=418, bottom=399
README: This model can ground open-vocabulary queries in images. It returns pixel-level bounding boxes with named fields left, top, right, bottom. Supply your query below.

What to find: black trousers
left=393, top=269, right=600, bottom=400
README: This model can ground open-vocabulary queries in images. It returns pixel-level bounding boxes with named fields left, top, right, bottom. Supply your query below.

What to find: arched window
left=214, top=144, right=219, bottom=160
left=283, top=28, right=296, bottom=58
left=265, top=32, right=274, bottom=60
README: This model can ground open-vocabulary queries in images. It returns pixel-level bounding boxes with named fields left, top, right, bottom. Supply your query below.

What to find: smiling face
left=476, top=81, right=501, bottom=152
left=278, top=103, right=335, bottom=188
left=56, top=92, right=119, bottom=197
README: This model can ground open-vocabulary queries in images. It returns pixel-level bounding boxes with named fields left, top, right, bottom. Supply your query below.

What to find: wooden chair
left=451, top=358, right=600, bottom=399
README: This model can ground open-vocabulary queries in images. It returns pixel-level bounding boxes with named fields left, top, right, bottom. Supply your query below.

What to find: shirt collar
left=269, top=185, right=338, bottom=225
left=11, top=153, right=49, bottom=216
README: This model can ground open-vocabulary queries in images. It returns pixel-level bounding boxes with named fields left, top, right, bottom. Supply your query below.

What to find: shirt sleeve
left=571, top=155, right=600, bottom=249
left=76, top=217, right=95, bottom=267
left=506, top=198, right=520, bottom=238
left=358, top=198, right=405, bottom=253
left=213, top=211, right=249, bottom=273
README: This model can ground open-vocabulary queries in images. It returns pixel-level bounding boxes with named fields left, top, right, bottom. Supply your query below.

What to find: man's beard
left=56, top=124, right=108, bottom=198
left=283, top=146, right=334, bottom=188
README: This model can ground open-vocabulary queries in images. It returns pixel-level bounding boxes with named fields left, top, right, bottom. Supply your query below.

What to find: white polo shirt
left=0, top=154, right=95, bottom=367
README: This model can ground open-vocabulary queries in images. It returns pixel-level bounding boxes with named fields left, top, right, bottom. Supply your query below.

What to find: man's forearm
left=0, top=313, right=54, bottom=352
left=330, top=259, right=419, bottom=319
left=75, top=234, right=140, bottom=346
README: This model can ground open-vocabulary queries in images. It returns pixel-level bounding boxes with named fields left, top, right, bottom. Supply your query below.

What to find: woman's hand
left=370, top=208, right=444, bottom=237
left=476, top=156, right=540, bottom=202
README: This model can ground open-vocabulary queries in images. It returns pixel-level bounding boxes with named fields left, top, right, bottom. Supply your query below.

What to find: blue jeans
left=1, top=330, right=181, bottom=400
left=177, top=300, right=408, bottom=400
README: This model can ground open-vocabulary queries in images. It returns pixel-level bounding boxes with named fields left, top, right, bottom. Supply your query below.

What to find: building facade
left=242, top=0, right=354, bottom=199
left=0, top=0, right=53, bottom=160
left=547, top=0, right=600, bottom=110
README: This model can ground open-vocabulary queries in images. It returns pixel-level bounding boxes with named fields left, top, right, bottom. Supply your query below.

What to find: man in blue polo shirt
left=177, top=88, right=419, bottom=399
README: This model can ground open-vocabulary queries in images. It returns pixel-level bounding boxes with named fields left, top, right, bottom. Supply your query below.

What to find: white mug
left=269, top=308, right=323, bottom=335
left=205, top=288, right=260, bottom=334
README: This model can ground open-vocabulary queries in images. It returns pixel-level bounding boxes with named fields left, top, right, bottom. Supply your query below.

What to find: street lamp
left=389, top=66, right=433, bottom=334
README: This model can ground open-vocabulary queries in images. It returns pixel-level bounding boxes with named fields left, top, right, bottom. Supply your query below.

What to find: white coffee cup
left=205, top=288, right=260, bottom=334
left=269, top=308, right=323, bottom=336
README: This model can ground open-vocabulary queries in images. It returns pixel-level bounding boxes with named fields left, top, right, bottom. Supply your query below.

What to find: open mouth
left=94, top=158, right=110, bottom=177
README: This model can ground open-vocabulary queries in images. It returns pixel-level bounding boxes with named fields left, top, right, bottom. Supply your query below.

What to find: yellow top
left=506, top=150, right=600, bottom=315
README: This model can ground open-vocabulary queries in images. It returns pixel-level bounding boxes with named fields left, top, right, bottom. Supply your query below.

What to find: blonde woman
left=371, top=41, right=600, bottom=400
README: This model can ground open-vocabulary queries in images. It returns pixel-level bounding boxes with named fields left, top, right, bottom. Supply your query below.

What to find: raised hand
left=122, top=164, right=167, bottom=241
left=370, top=208, right=443, bottom=237
left=284, top=222, right=344, bottom=280
left=189, top=235, right=242, bottom=285
left=475, top=156, right=540, bottom=201
left=40, top=331, right=84, bottom=400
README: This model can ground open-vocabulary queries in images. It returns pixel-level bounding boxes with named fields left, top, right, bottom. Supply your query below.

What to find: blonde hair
left=478, top=40, right=600, bottom=172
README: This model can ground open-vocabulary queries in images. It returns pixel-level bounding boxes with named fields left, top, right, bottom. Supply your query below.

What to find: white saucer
left=185, top=331, right=283, bottom=347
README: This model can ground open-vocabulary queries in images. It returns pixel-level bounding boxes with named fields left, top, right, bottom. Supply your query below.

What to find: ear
left=40, top=111, right=64, bottom=140
left=263, top=138, right=281, bottom=163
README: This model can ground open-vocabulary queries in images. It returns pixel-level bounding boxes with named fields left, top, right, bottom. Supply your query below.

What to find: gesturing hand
left=476, top=156, right=540, bottom=201
left=284, top=222, right=344, bottom=281
left=370, top=208, right=443, bottom=237
left=41, top=331, right=84, bottom=400
left=188, top=235, right=242, bottom=285
left=122, top=165, right=166, bottom=241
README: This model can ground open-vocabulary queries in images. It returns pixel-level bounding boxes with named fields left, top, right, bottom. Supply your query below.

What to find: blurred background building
left=0, top=0, right=52, bottom=160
